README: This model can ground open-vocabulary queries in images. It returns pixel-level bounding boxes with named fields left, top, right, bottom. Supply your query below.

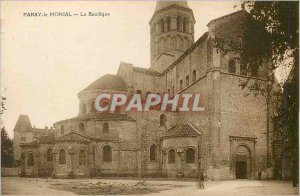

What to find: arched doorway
left=234, top=145, right=251, bottom=179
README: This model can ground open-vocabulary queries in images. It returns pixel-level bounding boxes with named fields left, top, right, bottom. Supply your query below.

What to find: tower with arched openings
left=149, top=1, right=195, bottom=72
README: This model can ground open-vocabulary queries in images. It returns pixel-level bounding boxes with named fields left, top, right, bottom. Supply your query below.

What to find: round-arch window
left=192, top=70, right=197, bottom=82
left=186, top=75, right=190, bottom=87
left=150, top=145, right=157, bottom=161
left=90, top=101, right=97, bottom=113
left=79, top=149, right=85, bottom=165
left=186, top=148, right=195, bottom=163
left=103, top=122, right=109, bottom=133
left=61, top=125, right=64, bottom=135
left=160, top=114, right=167, bottom=126
left=168, top=149, right=175, bottom=163
left=177, top=15, right=182, bottom=31
left=229, top=60, right=236, bottom=74
left=103, top=145, right=112, bottom=162
left=79, top=123, right=85, bottom=132
left=180, top=80, right=183, bottom=90
left=59, top=149, right=66, bottom=165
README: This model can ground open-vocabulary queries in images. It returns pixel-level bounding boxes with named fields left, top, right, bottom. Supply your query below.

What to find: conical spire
left=13, top=114, right=32, bottom=132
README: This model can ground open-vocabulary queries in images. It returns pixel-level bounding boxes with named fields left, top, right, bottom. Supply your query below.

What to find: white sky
left=1, top=1, right=245, bottom=138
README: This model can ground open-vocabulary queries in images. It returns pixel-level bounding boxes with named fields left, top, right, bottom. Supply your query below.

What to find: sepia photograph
left=1, top=0, right=299, bottom=195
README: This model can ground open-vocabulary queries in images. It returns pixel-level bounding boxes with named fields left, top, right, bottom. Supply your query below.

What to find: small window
left=150, top=145, right=157, bottom=161
left=79, top=149, right=85, bottom=165
left=186, top=148, right=195, bottom=163
left=27, top=153, right=34, bottom=166
left=166, top=17, right=171, bottom=31
left=160, top=18, right=164, bottom=33
left=160, top=114, right=167, bottom=126
left=103, top=145, right=112, bottom=162
left=168, top=149, right=175, bottom=163
left=79, top=123, right=85, bottom=132
left=136, top=90, right=142, bottom=95
left=59, top=149, right=66, bottom=165
left=192, top=70, right=197, bottom=82
left=47, top=149, right=52, bottom=162
left=183, top=17, right=188, bottom=32
left=177, top=15, right=182, bottom=31
left=180, top=80, right=183, bottom=90
left=228, top=60, right=236, bottom=74
left=103, top=122, right=109, bottom=133
left=61, top=125, right=64, bottom=135
left=240, top=63, right=247, bottom=75
left=186, top=75, right=190, bottom=87
left=90, top=101, right=96, bottom=113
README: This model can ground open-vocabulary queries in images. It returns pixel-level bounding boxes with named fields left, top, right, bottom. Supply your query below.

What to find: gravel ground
left=1, top=177, right=299, bottom=195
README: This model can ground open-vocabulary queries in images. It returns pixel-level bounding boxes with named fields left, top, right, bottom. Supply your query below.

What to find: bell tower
left=149, top=1, right=195, bottom=72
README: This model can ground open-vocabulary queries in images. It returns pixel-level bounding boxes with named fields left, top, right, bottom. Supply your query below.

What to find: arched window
left=82, top=103, right=87, bottom=114
left=192, top=70, right=197, bottom=82
left=150, top=145, right=157, bottom=161
left=186, top=148, right=195, bottom=163
left=160, top=114, right=167, bottom=126
left=168, top=149, right=175, bottom=163
left=228, top=59, right=236, bottom=74
left=177, top=16, right=182, bottom=31
left=79, top=149, right=85, bottom=165
left=103, top=145, right=112, bottom=162
left=180, top=80, right=183, bottom=90
left=79, top=123, right=85, bottom=132
left=241, top=63, right=247, bottom=75
left=61, top=125, right=64, bottom=135
left=90, top=101, right=96, bottom=113
left=166, top=17, right=171, bottom=31
left=47, top=149, right=52, bottom=162
left=27, top=153, right=34, bottom=166
left=183, top=17, right=188, bottom=32
left=103, top=122, right=109, bottom=133
left=160, top=19, right=164, bottom=33
left=59, top=149, right=66, bottom=165
left=186, top=75, right=190, bottom=87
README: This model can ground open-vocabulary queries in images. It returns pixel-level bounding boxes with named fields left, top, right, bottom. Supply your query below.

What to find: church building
left=13, top=1, right=275, bottom=180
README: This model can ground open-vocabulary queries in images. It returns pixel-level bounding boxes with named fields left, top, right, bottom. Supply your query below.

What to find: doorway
left=236, top=161, right=247, bottom=179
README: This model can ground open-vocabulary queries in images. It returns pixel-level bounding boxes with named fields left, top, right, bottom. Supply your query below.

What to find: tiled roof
left=161, top=123, right=201, bottom=139
left=39, top=135, right=55, bottom=144
left=207, top=10, right=248, bottom=26
left=55, top=113, right=136, bottom=124
left=155, top=1, right=189, bottom=11
left=132, top=66, right=161, bottom=76
left=55, top=132, right=90, bottom=143
left=81, top=74, right=128, bottom=92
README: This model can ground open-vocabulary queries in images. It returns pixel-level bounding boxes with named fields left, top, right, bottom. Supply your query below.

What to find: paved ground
left=1, top=177, right=299, bottom=195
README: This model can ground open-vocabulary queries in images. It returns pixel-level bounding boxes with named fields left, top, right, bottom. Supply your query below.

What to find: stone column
left=207, top=31, right=222, bottom=180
